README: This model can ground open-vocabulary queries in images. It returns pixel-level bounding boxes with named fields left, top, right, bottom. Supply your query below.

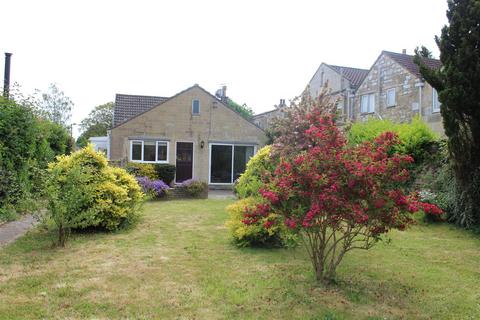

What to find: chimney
left=3, top=53, right=12, bottom=99
left=221, top=85, right=227, bottom=98
left=402, top=49, right=407, bottom=54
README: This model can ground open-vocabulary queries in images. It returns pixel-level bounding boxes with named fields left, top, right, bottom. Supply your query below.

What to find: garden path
left=0, top=215, right=38, bottom=247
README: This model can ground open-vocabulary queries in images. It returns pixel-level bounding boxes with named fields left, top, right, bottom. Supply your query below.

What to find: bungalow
left=109, top=84, right=268, bottom=186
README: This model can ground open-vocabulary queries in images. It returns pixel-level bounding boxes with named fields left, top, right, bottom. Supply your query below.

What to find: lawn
left=0, top=199, right=479, bottom=319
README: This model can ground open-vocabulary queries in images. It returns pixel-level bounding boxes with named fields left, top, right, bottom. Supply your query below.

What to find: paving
left=0, top=214, right=38, bottom=247
left=208, top=189, right=237, bottom=200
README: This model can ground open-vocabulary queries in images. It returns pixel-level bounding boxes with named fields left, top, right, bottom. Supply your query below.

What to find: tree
left=227, top=98, right=254, bottom=120
left=414, top=46, right=433, bottom=58
left=37, top=83, right=73, bottom=127
left=245, top=110, right=442, bottom=283
left=415, top=0, right=480, bottom=227
left=77, top=102, right=114, bottom=147
left=269, top=87, right=336, bottom=157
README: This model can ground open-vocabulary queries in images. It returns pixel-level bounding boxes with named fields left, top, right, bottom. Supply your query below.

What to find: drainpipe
left=416, top=82, right=425, bottom=119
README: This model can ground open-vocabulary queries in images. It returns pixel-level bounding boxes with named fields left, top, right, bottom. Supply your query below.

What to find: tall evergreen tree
left=415, top=0, right=480, bottom=227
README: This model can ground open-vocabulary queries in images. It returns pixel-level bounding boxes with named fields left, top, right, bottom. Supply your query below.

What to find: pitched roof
left=112, top=85, right=265, bottom=132
left=325, top=64, right=370, bottom=89
left=113, top=94, right=168, bottom=127
left=383, top=51, right=442, bottom=78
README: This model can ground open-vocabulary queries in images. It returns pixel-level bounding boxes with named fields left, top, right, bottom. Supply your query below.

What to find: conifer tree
left=415, top=0, right=480, bottom=227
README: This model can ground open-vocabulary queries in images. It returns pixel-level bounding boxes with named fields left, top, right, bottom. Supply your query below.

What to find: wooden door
left=175, top=142, right=193, bottom=183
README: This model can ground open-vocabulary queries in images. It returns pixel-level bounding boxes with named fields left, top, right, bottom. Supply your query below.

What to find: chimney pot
left=402, top=49, right=407, bottom=54
left=3, top=52, right=12, bottom=99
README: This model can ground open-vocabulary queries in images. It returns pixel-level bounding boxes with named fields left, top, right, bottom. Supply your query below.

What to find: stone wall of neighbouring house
left=252, top=109, right=283, bottom=131
left=354, top=54, right=444, bottom=135
left=110, top=86, right=269, bottom=183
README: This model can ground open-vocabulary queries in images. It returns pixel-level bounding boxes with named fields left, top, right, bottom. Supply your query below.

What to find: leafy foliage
left=77, top=102, right=114, bottom=147
left=178, top=179, right=208, bottom=198
left=154, top=164, right=176, bottom=185
left=136, top=176, right=170, bottom=198
left=269, top=87, right=336, bottom=157
left=226, top=98, right=254, bottom=120
left=347, top=116, right=437, bottom=162
left=36, top=83, right=73, bottom=127
left=226, top=197, right=289, bottom=247
left=126, top=162, right=158, bottom=180
left=247, top=106, right=442, bottom=282
left=0, top=96, right=71, bottom=221
left=46, top=145, right=145, bottom=244
left=234, top=145, right=276, bottom=199
left=415, top=0, right=480, bottom=227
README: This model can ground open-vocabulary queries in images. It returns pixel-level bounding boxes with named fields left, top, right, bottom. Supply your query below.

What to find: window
left=209, top=144, right=255, bottom=184
left=432, top=89, right=441, bottom=113
left=130, top=140, right=169, bottom=163
left=386, top=88, right=396, bottom=107
left=131, top=141, right=142, bottom=161
left=360, top=93, right=375, bottom=113
left=192, top=99, right=200, bottom=115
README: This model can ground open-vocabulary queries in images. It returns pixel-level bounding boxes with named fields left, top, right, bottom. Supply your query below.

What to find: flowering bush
left=245, top=109, right=442, bottom=282
left=226, top=197, right=294, bottom=247
left=47, top=145, right=145, bottom=245
left=178, top=179, right=208, bottom=198
left=136, top=176, right=170, bottom=198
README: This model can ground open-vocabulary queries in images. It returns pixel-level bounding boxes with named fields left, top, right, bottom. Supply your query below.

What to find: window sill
left=432, top=110, right=441, bottom=114
left=386, top=104, right=396, bottom=108
left=130, top=160, right=169, bottom=164
left=360, top=112, right=375, bottom=115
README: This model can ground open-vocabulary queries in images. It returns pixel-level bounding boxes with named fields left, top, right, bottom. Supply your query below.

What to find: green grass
left=0, top=199, right=479, bottom=319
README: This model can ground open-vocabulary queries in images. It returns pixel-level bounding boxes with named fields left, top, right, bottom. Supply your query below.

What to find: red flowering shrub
left=245, top=111, right=442, bottom=282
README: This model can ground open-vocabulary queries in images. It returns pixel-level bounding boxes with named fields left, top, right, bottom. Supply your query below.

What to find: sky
left=1, top=0, right=448, bottom=137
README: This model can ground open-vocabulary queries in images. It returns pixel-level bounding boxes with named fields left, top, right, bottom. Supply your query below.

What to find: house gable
left=109, top=85, right=268, bottom=165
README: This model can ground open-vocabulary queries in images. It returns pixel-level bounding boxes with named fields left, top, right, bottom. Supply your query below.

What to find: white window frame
left=208, top=143, right=257, bottom=185
left=386, top=88, right=396, bottom=107
left=360, top=93, right=375, bottom=113
left=129, top=140, right=170, bottom=163
left=192, top=99, right=200, bottom=115
left=432, top=89, right=441, bottom=113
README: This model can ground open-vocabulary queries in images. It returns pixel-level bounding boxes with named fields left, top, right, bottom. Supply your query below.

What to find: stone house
left=253, top=63, right=369, bottom=131
left=354, top=50, right=443, bottom=134
left=252, top=99, right=287, bottom=130
left=308, top=63, right=369, bottom=120
left=109, top=84, right=268, bottom=186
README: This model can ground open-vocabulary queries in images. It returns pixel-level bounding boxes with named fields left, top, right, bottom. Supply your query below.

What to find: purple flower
left=136, top=176, right=169, bottom=197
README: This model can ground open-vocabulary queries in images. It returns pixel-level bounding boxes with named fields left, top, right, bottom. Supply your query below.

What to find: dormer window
left=192, top=99, right=200, bottom=115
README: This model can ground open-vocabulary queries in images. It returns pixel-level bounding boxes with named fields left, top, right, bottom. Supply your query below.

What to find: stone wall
left=354, top=54, right=444, bottom=135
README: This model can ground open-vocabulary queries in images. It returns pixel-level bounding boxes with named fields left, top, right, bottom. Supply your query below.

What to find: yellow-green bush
left=226, top=197, right=295, bottom=247
left=125, top=162, right=158, bottom=180
left=347, top=116, right=437, bottom=162
left=47, top=145, right=144, bottom=236
left=234, top=146, right=276, bottom=199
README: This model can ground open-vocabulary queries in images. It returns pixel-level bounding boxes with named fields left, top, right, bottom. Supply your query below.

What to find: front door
left=175, top=142, right=193, bottom=183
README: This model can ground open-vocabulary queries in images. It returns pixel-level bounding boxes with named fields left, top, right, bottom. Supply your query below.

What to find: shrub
left=126, top=162, right=158, bottom=180
left=249, top=111, right=442, bottom=283
left=234, top=145, right=276, bottom=199
left=178, top=179, right=208, bottom=198
left=136, top=176, right=170, bottom=198
left=347, top=116, right=437, bottom=162
left=47, top=145, right=144, bottom=244
left=154, top=164, right=176, bottom=185
left=226, top=197, right=286, bottom=247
